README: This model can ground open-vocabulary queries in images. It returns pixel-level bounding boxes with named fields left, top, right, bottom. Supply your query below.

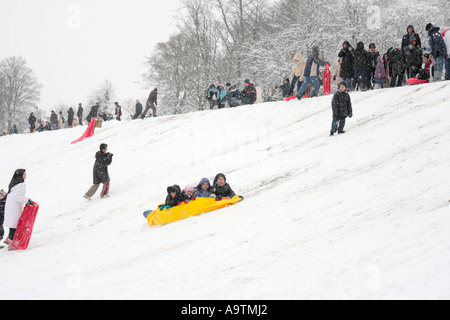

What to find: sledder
left=143, top=174, right=243, bottom=226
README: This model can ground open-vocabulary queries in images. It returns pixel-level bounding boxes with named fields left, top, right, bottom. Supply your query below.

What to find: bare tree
left=0, top=56, right=42, bottom=131
left=87, top=79, right=116, bottom=114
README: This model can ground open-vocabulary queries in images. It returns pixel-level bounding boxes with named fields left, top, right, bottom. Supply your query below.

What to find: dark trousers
left=9, top=228, right=16, bottom=241
left=331, top=116, right=346, bottom=133
left=78, top=116, right=83, bottom=126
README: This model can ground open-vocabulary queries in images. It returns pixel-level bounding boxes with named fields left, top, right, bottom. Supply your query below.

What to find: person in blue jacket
left=426, top=23, right=448, bottom=81
left=217, top=84, right=228, bottom=109
left=194, top=178, right=212, bottom=198
left=225, top=83, right=241, bottom=107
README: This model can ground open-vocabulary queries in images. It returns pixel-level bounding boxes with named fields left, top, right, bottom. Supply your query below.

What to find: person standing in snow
left=403, top=37, right=423, bottom=79
left=330, top=81, right=353, bottom=136
left=353, top=41, right=371, bottom=91
left=290, top=53, right=306, bottom=96
left=338, top=41, right=354, bottom=91
left=84, top=144, right=113, bottom=200
left=426, top=23, right=448, bottom=81
left=374, top=56, right=386, bottom=89
left=387, top=47, right=405, bottom=87
left=4, top=169, right=32, bottom=251
left=217, top=84, right=228, bottom=109
left=141, top=88, right=158, bottom=118
left=67, top=107, right=75, bottom=128
left=401, top=25, right=422, bottom=55
left=367, top=43, right=380, bottom=90
left=133, top=99, right=143, bottom=119
left=296, top=46, right=329, bottom=99
left=114, top=102, right=122, bottom=121
left=77, top=103, right=84, bottom=126
left=50, top=111, right=59, bottom=130
left=86, top=102, right=100, bottom=123
left=28, top=113, right=36, bottom=133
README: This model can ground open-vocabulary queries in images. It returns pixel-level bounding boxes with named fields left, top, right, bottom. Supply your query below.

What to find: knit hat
left=244, top=79, right=250, bottom=84
left=184, top=185, right=195, bottom=194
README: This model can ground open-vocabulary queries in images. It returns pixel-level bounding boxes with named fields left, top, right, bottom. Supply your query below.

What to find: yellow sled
left=146, top=195, right=243, bottom=226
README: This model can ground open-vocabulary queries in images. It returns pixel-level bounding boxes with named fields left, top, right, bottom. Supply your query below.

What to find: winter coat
left=331, top=90, right=353, bottom=119
left=77, top=106, right=83, bottom=118
left=28, top=114, right=36, bottom=127
left=218, top=87, right=227, bottom=107
left=403, top=38, right=423, bottom=68
left=50, top=112, right=58, bottom=125
left=87, top=104, right=99, bottom=121
left=147, top=89, right=158, bottom=107
left=353, top=42, right=370, bottom=72
left=440, top=26, right=450, bottom=57
left=193, top=178, right=211, bottom=198
left=367, top=50, right=380, bottom=70
left=68, top=108, right=75, bottom=123
left=227, top=86, right=241, bottom=107
left=338, top=41, right=354, bottom=78
left=115, top=105, right=122, bottom=117
left=164, top=185, right=184, bottom=207
left=428, top=26, right=448, bottom=58
left=304, top=46, right=328, bottom=77
left=93, top=151, right=113, bottom=184
left=206, top=85, right=219, bottom=100
left=4, top=183, right=29, bottom=229
left=241, top=83, right=257, bottom=104
left=291, top=53, right=306, bottom=81
left=401, top=25, right=422, bottom=52
left=375, top=56, right=386, bottom=84
left=210, top=173, right=236, bottom=200
left=388, top=48, right=405, bottom=75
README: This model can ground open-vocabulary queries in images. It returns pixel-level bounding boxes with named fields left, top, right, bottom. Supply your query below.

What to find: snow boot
left=83, top=194, right=91, bottom=201
left=296, top=95, right=302, bottom=100
left=338, top=130, right=346, bottom=135
left=8, top=240, right=17, bottom=251
left=330, top=130, right=335, bottom=136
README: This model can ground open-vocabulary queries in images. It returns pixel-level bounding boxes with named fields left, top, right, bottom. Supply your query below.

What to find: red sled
left=285, top=96, right=296, bottom=101
left=71, top=117, right=96, bottom=145
left=12, top=202, right=40, bottom=250
left=406, top=78, right=429, bottom=85
left=323, top=64, right=331, bottom=95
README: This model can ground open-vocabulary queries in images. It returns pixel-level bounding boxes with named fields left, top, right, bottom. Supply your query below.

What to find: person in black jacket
left=210, top=173, right=236, bottom=200
left=0, top=189, right=7, bottom=245
left=330, top=82, right=353, bottom=136
left=353, top=42, right=370, bottom=91
left=338, top=41, right=355, bottom=90
left=84, top=144, right=113, bottom=200
left=86, top=102, right=100, bottom=123
left=401, top=25, right=422, bottom=54
left=163, top=185, right=185, bottom=208
left=67, top=107, right=75, bottom=128
left=77, top=103, right=84, bottom=126
left=28, top=113, right=36, bottom=133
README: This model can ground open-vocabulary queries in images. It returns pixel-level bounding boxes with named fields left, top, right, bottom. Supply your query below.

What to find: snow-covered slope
left=1, top=82, right=449, bottom=299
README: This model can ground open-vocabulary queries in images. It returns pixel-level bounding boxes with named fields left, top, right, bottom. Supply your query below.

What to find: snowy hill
left=1, top=82, right=450, bottom=300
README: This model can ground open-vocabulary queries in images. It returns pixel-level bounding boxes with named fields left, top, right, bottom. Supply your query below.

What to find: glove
left=27, top=199, right=33, bottom=206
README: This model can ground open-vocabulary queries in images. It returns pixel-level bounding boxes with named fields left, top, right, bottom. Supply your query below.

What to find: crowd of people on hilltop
left=2, top=23, right=449, bottom=137
left=287, top=23, right=449, bottom=100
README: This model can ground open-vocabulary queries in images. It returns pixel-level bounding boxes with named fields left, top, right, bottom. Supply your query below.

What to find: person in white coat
left=4, top=169, right=31, bottom=251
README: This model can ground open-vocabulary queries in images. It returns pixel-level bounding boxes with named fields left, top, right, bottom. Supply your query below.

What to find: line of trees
left=142, top=0, right=447, bottom=114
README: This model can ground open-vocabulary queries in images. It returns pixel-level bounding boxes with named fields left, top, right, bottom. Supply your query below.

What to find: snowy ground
left=1, top=82, right=449, bottom=300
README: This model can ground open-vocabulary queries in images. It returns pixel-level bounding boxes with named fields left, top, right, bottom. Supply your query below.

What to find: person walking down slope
left=330, top=81, right=353, bottom=136
left=141, top=88, right=158, bottom=118
left=4, top=169, right=32, bottom=251
left=290, top=53, right=306, bottom=96
left=84, top=144, right=113, bottom=200
left=296, top=46, right=330, bottom=99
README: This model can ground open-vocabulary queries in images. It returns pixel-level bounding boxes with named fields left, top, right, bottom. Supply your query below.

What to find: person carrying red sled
left=3, top=169, right=32, bottom=251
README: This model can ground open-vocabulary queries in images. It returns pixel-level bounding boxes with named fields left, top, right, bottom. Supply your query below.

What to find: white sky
left=0, top=0, right=181, bottom=110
